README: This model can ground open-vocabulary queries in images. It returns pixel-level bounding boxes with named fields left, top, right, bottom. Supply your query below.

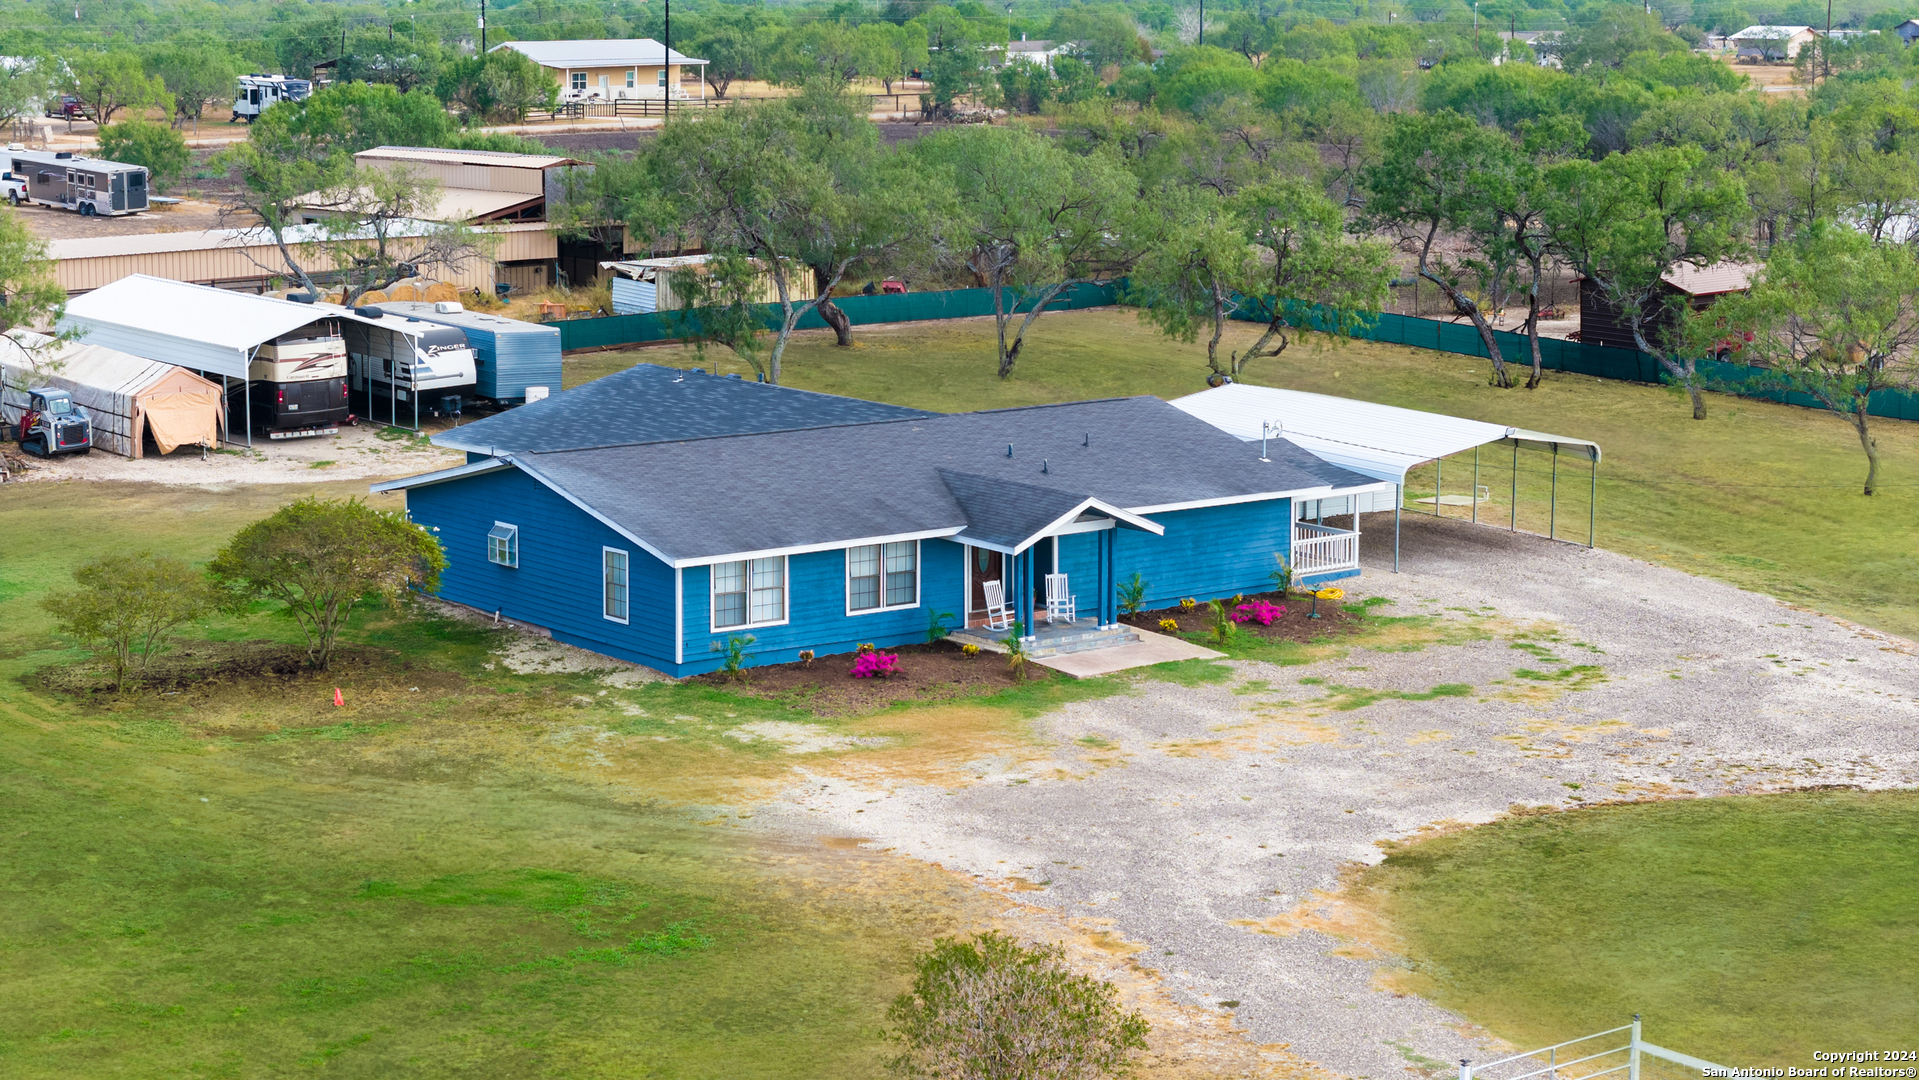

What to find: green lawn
left=579, top=309, right=1919, bottom=640
left=1360, top=792, right=1919, bottom=1063
left=0, top=482, right=1007, bottom=1079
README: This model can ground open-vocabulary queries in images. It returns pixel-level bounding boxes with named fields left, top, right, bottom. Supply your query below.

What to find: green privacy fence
left=1286, top=306, right=1919, bottom=424
left=555, top=280, right=1125, bottom=352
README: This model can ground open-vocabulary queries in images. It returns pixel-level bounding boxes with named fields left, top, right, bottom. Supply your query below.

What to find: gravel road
left=752, top=513, right=1919, bottom=1078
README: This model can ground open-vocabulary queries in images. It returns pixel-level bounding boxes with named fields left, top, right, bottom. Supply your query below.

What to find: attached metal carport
left=60, top=274, right=344, bottom=447
left=1170, top=384, right=1602, bottom=571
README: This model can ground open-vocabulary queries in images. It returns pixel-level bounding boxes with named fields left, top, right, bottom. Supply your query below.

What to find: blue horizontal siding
left=403, top=468, right=677, bottom=671
left=678, top=539, right=967, bottom=675
left=1055, top=531, right=1102, bottom=620
left=1117, top=498, right=1292, bottom=608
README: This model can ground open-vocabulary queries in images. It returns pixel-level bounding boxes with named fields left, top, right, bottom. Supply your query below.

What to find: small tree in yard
left=208, top=498, right=446, bottom=670
left=97, top=120, right=189, bottom=193
left=40, top=552, right=216, bottom=692
left=1230, top=176, right=1394, bottom=381
left=1688, top=226, right=1919, bottom=496
left=0, top=208, right=70, bottom=336
left=887, top=932, right=1149, bottom=1080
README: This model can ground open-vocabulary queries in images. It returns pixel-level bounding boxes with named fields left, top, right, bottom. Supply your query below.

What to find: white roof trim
left=1129, top=487, right=1334, bottom=515
left=369, top=457, right=512, bottom=493
left=672, top=528, right=966, bottom=568
left=959, top=496, right=1162, bottom=555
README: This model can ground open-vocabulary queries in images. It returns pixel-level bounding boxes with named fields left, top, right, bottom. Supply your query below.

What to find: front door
left=967, top=546, right=1004, bottom=621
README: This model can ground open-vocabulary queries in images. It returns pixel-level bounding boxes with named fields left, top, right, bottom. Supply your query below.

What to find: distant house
left=492, top=39, right=708, bottom=102
left=992, top=38, right=1079, bottom=71
left=1577, top=262, right=1756, bottom=352
left=1728, top=25, right=1821, bottom=60
left=1896, top=18, right=1919, bottom=45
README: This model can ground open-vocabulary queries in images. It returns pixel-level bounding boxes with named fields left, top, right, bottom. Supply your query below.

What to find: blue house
left=377, top=391, right=1386, bottom=677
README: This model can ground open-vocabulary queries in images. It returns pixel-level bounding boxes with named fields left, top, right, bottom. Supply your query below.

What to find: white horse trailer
left=6, top=149, right=148, bottom=216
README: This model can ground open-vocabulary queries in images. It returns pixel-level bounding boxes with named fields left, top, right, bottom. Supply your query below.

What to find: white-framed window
left=712, top=556, right=786, bottom=630
left=657, top=67, right=668, bottom=87
left=487, top=522, right=518, bottom=567
left=626, top=68, right=636, bottom=88
left=847, top=541, right=919, bottom=614
left=570, top=71, right=587, bottom=91
left=603, top=547, right=629, bottom=623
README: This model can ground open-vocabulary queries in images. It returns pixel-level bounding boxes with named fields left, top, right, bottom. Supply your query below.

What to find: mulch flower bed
left=1122, top=588, right=1367, bottom=644
left=691, top=640, right=1046, bottom=715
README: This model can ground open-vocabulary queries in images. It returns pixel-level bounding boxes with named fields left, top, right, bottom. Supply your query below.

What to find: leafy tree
left=316, top=166, right=498, bottom=305
left=692, top=9, right=777, bottom=99
left=0, top=56, right=47, bottom=128
left=0, top=209, right=69, bottom=336
left=1047, top=6, right=1147, bottom=68
left=1361, top=110, right=1524, bottom=388
left=63, top=50, right=171, bottom=125
left=912, top=125, right=1143, bottom=377
left=1230, top=175, right=1395, bottom=379
left=335, top=34, right=446, bottom=95
left=1127, top=190, right=1259, bottom=380
left=435, top=51, right=555, bottom=124
left=285, top=81, right=457, bottom=154
left=208, top=498, right=445, bottom=671
left=860, top=22, right=928, bottom=93
left=668, top=252, right=770, bottom=373
left=1689, top=226, right=1919, bottom=495
left=144, top=43, right=238, bottom=128
left=1543, top=145, right=1750, bottom=419
left=1551, top=7, right=1684, bottom=70
left=886, top=932, right=1148, bottom=1080
left=40, top=552, right=216, bottom=692
left=97, top=120, right=189, bottom=193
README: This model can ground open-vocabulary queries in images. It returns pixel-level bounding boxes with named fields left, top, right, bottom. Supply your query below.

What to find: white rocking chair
left=1044, top=573, right=1077, bottom=625
left=980, top=579, right=1014, bottom=632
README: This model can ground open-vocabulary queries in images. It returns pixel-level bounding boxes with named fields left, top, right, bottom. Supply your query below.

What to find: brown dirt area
left=692, top=640, right=1049, bottom=715
left=17, top=194, right=248, bottom=240
left=1124, top=588, right=1370, bottom=644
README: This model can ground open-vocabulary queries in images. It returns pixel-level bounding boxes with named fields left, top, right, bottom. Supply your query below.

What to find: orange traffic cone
left=333, top=688, right=344, bottom=707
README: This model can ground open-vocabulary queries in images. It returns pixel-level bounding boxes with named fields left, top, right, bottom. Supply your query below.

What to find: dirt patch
left=692, top=641, right=1048, bottom=716
left=30, top=639, right=398, bottom=698
left=1124, top=589, right=1369, bottom=644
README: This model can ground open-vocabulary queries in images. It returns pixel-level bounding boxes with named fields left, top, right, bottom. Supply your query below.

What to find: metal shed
left=0, top=331, right=224, bottom=456
left=60, top=274, right=352, bottom=445
left=1171, top=384, right=1602, bottom=570
left=377, top=302, right=561, bottom=403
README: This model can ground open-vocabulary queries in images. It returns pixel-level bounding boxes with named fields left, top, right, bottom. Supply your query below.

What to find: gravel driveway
left=754, top=513, right=1919, bottom=1078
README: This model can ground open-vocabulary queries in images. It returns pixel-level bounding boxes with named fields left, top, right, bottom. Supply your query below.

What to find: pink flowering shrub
left=850, top=651, right=901, bottom=678
left=1231, top=600, right=1286, bottom=626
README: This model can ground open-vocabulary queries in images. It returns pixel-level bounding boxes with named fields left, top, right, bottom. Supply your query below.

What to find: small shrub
left=851, top=651, right=901, bottom=678
left=886, top=931, right=1148, bottom=1080
left=711, top=634, right=756, bottom=680
left=1116, top=572, right=1147, bottom=615
left=1231, top=593, right=1245, bottom=605
left=960, top=643, right=981, bottom=658
left=1231, top=600, right=1286, bottom=626
left=1270, top=553, right=1295, bottom=596
left=1157, top=617, right=1180, bottom=633
left=1004, top=621, right=1029, bottom=681
left=798, top=650, right=815, bottom=666
left=1178, top=597, right=1197, bottom=611
left=927, top=610, right=955, bottom=642
left=1205, top=599, right=1237, bottom=645
left=40, top=550, right=217, bottom=691
left=857, top=641, right=877, bottom=654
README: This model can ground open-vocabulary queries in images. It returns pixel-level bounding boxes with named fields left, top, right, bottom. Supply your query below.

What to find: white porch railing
left=1292, top=521, right=1359, bottom=574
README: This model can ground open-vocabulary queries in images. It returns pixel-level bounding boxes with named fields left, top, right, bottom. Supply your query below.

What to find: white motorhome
left=231, top=74, right=312, bottom=122
left=340, top=306, right=478, bottom=426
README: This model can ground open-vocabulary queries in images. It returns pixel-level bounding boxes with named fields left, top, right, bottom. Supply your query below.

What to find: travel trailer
left=231, top=74, right=312, bottom=122
left=340, top=306, right=478, bottom=426
left=4, top=149, right=149, bottom=216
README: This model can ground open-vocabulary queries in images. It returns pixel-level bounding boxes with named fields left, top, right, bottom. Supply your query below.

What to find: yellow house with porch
left=491, top=39, right=708, bottom=102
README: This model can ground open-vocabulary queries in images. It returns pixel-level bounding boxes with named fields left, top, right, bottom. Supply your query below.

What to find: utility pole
left=1474, top=1, right=1480, bottom=51
left=1198, top=0, right=1204, bottom=46
left=1824, top=0, right=1834, bottom=81
left=663, top=0, right=671, bottom=118
left=479, top=0, right=487, bottom=55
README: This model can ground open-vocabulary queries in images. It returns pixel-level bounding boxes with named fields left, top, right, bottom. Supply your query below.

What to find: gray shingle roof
left=509, top=396, right=1378, bottom=564
left=433, top=363, right=933, bottom=455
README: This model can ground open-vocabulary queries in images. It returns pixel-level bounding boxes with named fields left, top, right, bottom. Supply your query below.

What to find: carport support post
left=1434, top=456, right=1442, bottom=516
left=1588, top=456, right=1597, bottom=548
left=1510, top=440, right=1518, bottom=532
left=1549, top=443, right=1559, bottom=540
left=1472, top=446, right=1480, bottom=524
left=1393, top=484, right=1401, bottom=573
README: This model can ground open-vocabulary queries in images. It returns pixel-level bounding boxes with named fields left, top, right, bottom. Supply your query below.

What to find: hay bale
left=388, top=284, right=420, bottom=302
left=422, top=282, right=460, bottom=303
left=357, top=290, right=389, bottom=305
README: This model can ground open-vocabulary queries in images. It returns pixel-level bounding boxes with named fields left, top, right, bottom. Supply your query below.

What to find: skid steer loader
left=15, top=386, right=91, bottom=456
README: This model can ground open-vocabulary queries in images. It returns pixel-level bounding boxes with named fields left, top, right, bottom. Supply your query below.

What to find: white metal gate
left=1461, top=1017, right=1730, bottom=1080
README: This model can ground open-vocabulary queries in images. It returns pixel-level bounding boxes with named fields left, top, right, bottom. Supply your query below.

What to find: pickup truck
left=1, top=169, right=23, bottom=206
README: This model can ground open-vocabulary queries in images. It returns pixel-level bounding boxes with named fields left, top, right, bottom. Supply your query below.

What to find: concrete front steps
left=948, top=622, right=1142, bottom=659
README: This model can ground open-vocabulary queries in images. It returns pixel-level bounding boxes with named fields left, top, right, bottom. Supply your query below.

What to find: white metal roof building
left=62, top=275, right=345, bottom=382
left=493, top=39, right=707, bottom=69
left=1170, top=384, right=1602, bottom=568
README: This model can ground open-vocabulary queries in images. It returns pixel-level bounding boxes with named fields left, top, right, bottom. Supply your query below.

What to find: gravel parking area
left=753, top=513, right=1919, bottom=1078
left=8, top=418, right=463, bottom=486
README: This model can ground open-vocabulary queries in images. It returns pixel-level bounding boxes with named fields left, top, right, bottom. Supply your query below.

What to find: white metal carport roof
left=61, top=274, right=341, bottom=381
left=1171, top=384, right=1603, bottom=568
left=1169, top=384, right=1600, bottom=485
